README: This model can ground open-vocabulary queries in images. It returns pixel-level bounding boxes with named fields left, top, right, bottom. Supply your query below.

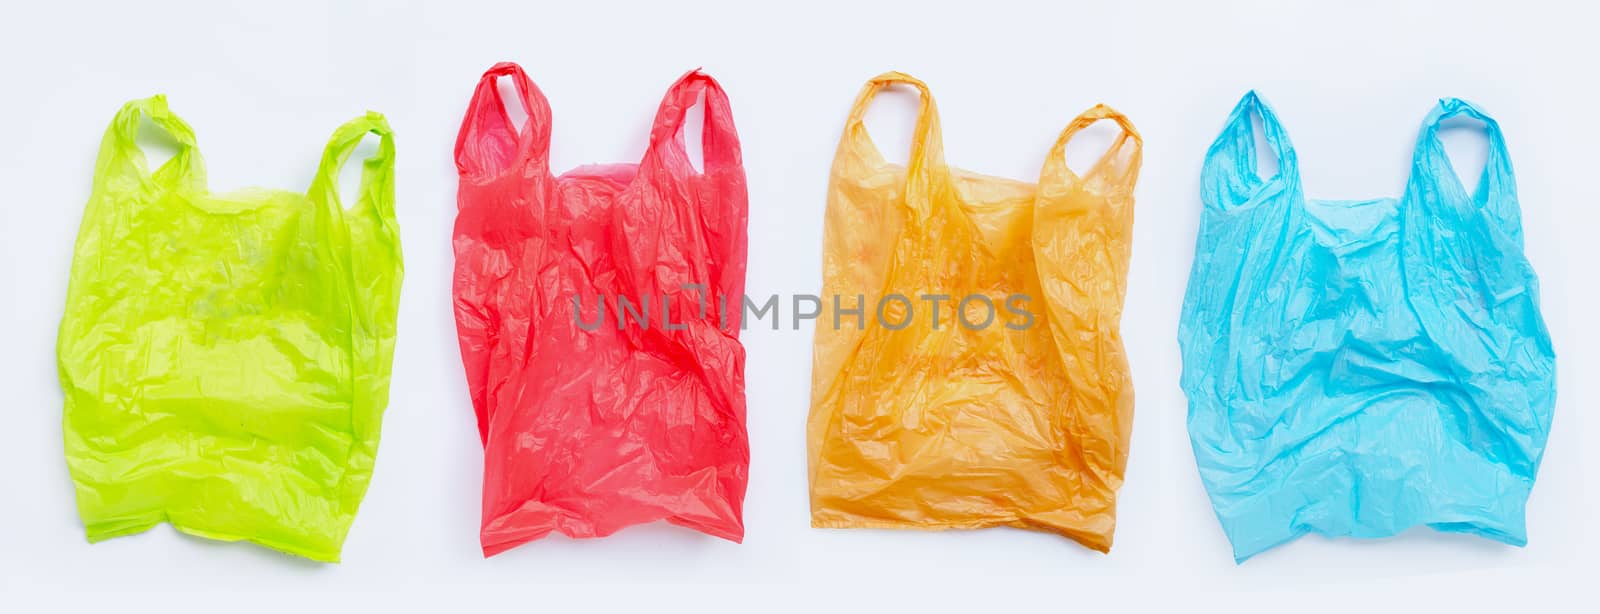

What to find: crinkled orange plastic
left=807, top=73, right=1140, bottom=552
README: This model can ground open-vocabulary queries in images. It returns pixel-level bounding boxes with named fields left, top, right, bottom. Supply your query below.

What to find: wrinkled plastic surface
left=453, top=63, right=749, bottom=555
left=57, top=96, right=403, bottom=562
left=1179, top=92, right=1556, bottom=562
left=807, top=73, right=1141, bottom=552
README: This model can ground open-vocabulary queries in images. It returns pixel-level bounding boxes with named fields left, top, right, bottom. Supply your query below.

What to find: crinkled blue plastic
left=1178, top=92, right=1556, bottom=562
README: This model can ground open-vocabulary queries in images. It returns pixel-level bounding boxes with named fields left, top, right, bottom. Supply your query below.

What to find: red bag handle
left=454, top=62, right=553, bottom=179
left=645, top=69, right=742, bottom=175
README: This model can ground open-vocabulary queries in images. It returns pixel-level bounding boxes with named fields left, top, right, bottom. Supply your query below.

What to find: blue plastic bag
left=1178, top=92, right=1556, bottom=562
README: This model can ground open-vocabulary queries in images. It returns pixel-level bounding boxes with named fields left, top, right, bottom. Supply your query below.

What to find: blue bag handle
left=1402, top=98, right=1551, bottom=477
left=1200, top=91, right=1299, bottom=211
left=1407, top=98, right=1522, bottom=246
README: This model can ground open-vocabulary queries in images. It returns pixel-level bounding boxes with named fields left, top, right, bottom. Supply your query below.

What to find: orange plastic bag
left=807, top=73, right=1141, bottom=552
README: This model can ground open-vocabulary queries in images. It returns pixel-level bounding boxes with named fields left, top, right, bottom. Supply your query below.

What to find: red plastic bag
left=453, top=62, right=749, bottom=555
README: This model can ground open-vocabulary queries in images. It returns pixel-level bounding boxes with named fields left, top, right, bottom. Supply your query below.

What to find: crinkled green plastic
left=56, top=96, right=403, bottom=562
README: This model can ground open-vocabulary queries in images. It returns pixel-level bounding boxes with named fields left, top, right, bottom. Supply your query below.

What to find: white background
left=2, top=0, right=1595, bottom=611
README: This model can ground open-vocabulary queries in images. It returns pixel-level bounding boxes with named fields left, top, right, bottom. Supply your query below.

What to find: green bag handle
left=310, top=112, right=403, bottom=443
left=309, top=111, right=397, bottom=226
left=104, top=95, right=206, bottom=190
left=102, top=96, right=396, bottom=225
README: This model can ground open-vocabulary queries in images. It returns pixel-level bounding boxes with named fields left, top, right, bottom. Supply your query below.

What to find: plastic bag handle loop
left=1201, top=91, right=1299, bottom=210
left=1409, top=98, right=1517, bottom=229
left=842, top=72, right=950, bottom=220
left=455, top=62, right=553, bottom=177
left=108, top=95, right=205, bottom=189
left=843, top=72, right=944, bottom=175
left=647, top=69, right=742, bottom=175
left=311, top=111, right=396, bottom=220
left=1046, top=104, right=1143, bottom=185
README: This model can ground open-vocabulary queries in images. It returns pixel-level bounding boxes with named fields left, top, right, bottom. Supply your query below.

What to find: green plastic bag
left=56, top=95, right=403, bottom=562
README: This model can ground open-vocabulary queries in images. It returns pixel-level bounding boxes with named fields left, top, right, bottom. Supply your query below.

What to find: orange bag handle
left=1044, top=104, right=1143, bottom=186
left=841, top=72, right=950, bottom=211
left=454, top=62, right=553, bottom=178
left=646, top=69, right=742, bottom=176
